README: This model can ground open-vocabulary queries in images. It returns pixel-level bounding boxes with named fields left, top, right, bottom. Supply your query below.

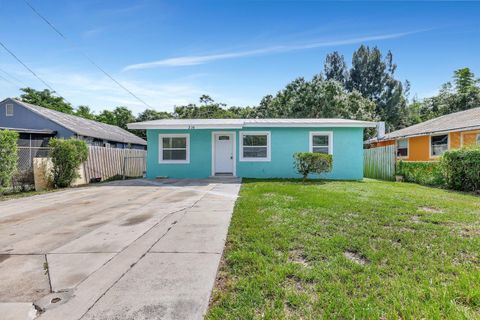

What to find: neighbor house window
left=396, top=139, right=408, bottom=157
left=159, top=134, right=189, bottom=163
left=309, top=131, right=333, bottom=154
left=476, top=134, right=480, bottom=145
left=240, top=131, right=270, bottom=161
left=431, top=134, right=448, bottom=157
left=5, top=104, right=13, bottom=116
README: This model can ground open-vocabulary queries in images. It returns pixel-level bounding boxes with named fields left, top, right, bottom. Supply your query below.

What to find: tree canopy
left=15, top=46, right=479, bottom=139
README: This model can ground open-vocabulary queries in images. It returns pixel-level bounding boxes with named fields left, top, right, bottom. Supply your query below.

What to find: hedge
left=49, top=138, right=89, bottom=188
left=396, top=160, right=444, bottom=187
left=0, top=129, right=19, bottom=188
left=440, top=146, right=480, bottom=192
left=293, top=152, right=333, bottom=181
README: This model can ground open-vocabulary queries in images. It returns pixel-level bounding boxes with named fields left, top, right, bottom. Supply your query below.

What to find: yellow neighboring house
left=366, top=107, right=480, bottom=161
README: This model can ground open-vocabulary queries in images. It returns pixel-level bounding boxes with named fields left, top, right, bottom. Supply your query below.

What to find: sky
left=0, top=0, right=479, bottom=115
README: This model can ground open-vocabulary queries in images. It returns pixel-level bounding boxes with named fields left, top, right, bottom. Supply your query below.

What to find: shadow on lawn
left=241, top=178, right=368, bottom=185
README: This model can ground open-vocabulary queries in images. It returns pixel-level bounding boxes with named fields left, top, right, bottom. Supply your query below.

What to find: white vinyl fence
left=83, top=146, right=146, bottom=182
left=364, top=145, right=396, bottom=181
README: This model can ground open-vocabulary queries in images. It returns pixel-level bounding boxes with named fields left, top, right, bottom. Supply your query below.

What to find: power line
left=0, top=72, right=16, bottom=86
left=0, top=40, right=71, bottom=104
left=0, top=66, right=29, bottom=87
left=24, top=0, right=153, bottom=109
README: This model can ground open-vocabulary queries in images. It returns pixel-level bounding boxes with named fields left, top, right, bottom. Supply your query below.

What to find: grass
left=207, top=179, right=480, bottom=319
left=0, top=188, right=60, bottom=201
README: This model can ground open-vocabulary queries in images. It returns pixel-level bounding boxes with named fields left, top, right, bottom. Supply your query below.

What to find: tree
left=255, top=77, right=376, bottom=122
left=453, top=68, right=478, bottom=95
left=112, top=107, right=135, bottom=130
left=174, top=96, right=239, bottom=119
left=133, top=109, right=172, bottom=139
left=95, top=107, right=135, bottom=130
left=324, top=51, right=348, bottom=85
left=136, top=109, right=171, bottom=122
left=415, top=68, right=480, bottom=121
left=19, top=88, right=74, bottom=114
left=346, top=46, right=407, bottom=130
left=95, top=110, right=116, bottom=125
left=75, top=105, right=96, bottom=120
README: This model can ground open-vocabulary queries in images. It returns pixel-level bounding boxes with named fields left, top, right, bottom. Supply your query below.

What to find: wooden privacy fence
left=364, top=145, right=396, bottom=181
left=84, top=146, right=147, bottom=182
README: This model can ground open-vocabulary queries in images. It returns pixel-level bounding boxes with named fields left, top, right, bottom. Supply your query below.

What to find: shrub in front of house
left=396, top=160, right=445, bottom=187
left=49, top=138, right=88, bottom=188
left=293, top=152, right=333, bottom=181
left=440, top=146, right=480, bottom=192
left=0, top=129, right=19, bottom=189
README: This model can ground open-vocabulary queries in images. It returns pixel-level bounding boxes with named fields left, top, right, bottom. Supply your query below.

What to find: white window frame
left=309, top=131, right=333, bottom=155
left=239, top=131, right=271, bottom=162
left=159, top=133, right=190, bottom=164
left=396, top=138, right=409, bottom=159
left=5, top=104, right=13, bottom=117
left=429, top=133, right=449, bottom=158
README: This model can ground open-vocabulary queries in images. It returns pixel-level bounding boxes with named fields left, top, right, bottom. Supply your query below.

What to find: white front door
left=214, top=133, right=234, bottom=175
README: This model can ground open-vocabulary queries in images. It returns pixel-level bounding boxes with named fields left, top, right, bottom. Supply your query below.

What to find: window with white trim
left=159, top=134, right=189, bottom=163
left=5, top=104, right=13, bottom=116
left=309, top=132, right=332, bottom=154
left=431, top=134, right=448, bottom=157
left=396, top=138, right=408, bottom=157
left=240, top=132, right=270, bottom=161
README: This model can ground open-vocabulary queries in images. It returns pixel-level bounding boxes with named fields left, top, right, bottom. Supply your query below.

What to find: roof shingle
left=379, top=107, right=480, bottom=141
left=12, top=99, right=146, bottom=145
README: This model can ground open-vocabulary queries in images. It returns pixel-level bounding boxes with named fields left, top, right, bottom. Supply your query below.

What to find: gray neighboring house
left=0, top=98, right=147, bottom=150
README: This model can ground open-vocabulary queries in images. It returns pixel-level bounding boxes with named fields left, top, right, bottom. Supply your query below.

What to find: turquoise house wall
left=146, top=127, right=364, bottom=180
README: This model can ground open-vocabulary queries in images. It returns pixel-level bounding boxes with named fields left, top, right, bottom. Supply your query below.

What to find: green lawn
left=207, top=179, right=480, bottom=319
left=0, top=188, right=59, bottom=201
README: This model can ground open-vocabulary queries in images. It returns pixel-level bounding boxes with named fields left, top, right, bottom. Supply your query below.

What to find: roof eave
left=128, top=121, right=377, bottom=130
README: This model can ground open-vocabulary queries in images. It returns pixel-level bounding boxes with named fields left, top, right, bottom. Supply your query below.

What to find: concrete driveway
left=0, top=178, right=241, bottom=320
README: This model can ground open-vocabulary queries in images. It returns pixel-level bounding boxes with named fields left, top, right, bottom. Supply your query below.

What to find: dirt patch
left=344, top=250, right=368, bottom=265
left=289, top=250, right=310, bottom=267
left=420, top=206, right=443, bottom=213
left=411, top=215, right=421, bottom=223
left=121, top=214, right=153, bottom=226
left=0, top=254, right=11, bottom=263
left=459, top=227, right=480, bottom=238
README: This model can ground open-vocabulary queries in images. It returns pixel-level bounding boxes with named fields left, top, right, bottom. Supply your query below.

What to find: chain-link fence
left=4, top=147, right=49, bottom=192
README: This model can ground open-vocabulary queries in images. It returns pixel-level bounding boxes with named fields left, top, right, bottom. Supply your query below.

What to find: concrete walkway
left=0, top=178, right=241, bottom=320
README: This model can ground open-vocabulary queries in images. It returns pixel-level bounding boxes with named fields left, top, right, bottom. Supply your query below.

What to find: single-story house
left=0, top=98, right=146, bottom=149
left=365, top=107, right=480, bottom=161
left=128, top=118, right=376, bottom=180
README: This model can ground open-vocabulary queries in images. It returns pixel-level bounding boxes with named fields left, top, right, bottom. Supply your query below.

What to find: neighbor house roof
left=128, top=118, right=377, bottom=130
left=369, top=107, right=480, bottom=143
left=0, top=126, right=56, bottom=135
left=6, top=98, right=146, bottom=145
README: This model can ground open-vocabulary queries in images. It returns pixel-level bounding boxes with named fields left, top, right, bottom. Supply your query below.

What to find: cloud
left=11, top=67, right=205, bottom=113
left=123, top=31, right=424, bottom=71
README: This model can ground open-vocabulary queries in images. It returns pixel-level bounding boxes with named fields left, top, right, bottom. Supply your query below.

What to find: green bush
left=49, top=138, right=88, bottom=188
left=293, top=152, right=333, bottom=181
left=396, top=160, right=445, bottom=186
left=0, top=129, right=19, bottom=188
left=440, top=146, right=480, bottom=192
